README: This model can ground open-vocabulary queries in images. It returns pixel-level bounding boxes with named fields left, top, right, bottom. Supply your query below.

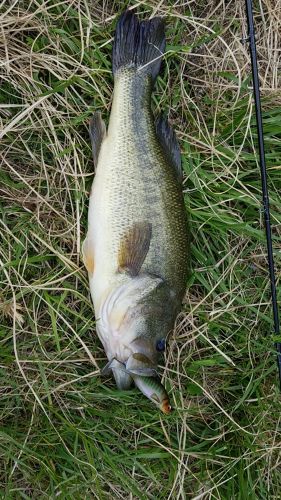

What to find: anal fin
left=118, top=221, right=152, bottom=276
left=155, top=115, right=182, bottom=182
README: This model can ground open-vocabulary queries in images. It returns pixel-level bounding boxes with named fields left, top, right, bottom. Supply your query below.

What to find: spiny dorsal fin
left=89, top=112, right=106, bottom=169
left=155, top=115, right=182, bottom=182
left=118, top=221, right=152, bottom=276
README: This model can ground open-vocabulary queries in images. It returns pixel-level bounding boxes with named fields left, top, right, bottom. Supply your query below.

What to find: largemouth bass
left=83, top=10, right=188, bottom=412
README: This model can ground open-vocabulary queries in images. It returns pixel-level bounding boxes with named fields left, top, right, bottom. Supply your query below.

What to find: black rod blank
left=245, top=0, right=281, bottom=384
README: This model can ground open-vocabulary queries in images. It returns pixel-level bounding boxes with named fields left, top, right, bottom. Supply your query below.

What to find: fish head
left=99, top=276, right=171, bottom=352
left=160, top=397, right=172, bottom=414
left=99, top=277, right=177, bottom=389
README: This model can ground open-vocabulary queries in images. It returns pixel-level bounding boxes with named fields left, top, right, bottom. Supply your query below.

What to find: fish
left=83, top=10, right=188, bottom=412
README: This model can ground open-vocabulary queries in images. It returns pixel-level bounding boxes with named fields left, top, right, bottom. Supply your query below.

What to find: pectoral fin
left=89, top=112, right=106, bottom=169
left=82, top=236, right=94, bottom=274
left=118, top=221, right=152, bottom=276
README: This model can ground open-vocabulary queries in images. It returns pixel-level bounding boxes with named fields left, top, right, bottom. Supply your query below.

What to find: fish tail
left=112, top=10, right=165, bottom=83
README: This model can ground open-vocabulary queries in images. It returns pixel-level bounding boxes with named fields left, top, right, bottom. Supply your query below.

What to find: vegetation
left=0, top=1, right=280, bottom=497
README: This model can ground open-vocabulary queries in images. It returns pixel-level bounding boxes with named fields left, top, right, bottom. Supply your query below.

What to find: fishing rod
left=244, top=0, right=281, bottom=386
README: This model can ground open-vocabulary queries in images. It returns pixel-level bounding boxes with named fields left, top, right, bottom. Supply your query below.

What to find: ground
left=0, top=1, right=281, bottom=498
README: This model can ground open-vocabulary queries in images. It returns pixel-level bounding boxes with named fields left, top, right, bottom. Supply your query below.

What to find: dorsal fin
left=89, top=112, right=106, bottom=168
left=117, top=221, right=152, bottom=276
left=155, top=115, right=182, bottom=182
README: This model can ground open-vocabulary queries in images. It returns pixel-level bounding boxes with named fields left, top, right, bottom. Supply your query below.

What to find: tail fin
left=112, top=10, right=165, bottom=83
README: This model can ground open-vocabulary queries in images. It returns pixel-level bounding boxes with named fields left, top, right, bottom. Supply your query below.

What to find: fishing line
left=244, top=0, right=281, bottom=386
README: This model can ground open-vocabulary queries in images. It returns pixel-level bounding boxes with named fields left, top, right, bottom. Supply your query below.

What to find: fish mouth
left=125, top=352, right=158, bottom=376
left=112, top=368, right=133, bottom=390
left=102, top=358, right=133, bottom=390
left=112, top=353, right=156, bottom=388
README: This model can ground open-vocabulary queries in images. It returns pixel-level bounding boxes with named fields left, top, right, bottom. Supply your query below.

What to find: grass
left=0, top=0, right=281, bottom=498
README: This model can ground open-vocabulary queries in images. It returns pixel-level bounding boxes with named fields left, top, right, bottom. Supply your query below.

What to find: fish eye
left=156, top=338, right=165, bottom=352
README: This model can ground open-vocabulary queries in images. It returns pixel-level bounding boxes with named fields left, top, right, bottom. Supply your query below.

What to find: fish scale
left=91, top=72, right=187, bottom=293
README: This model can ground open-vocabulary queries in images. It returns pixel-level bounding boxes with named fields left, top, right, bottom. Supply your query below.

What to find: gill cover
left=99, top=274, right=163, bottom=346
